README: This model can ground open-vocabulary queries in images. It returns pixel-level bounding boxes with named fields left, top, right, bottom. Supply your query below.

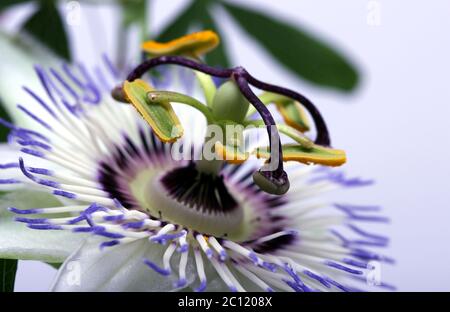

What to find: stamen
left=142, top=30, right=219, bottom=58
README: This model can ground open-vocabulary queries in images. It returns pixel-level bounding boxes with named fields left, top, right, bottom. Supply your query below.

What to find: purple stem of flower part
left=127, top=55, right=233, bottom=81
left=234, top=71, right=284, bottom=174
left=244, top=73, right=330, bottom=146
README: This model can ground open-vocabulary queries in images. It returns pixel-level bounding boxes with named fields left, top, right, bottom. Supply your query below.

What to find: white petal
left=0, top=190, right=86, bottom=262
left=0, top=143, right=19, bottom=160
left=51, top=237, right=196, bottom=292
left=0, top=32, right=57, bottom=128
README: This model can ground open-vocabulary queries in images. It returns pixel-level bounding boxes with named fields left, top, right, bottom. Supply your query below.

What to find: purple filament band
left=143, top=259, right=171, bottom=276
left=22, top=86, right=57, bottom=119
left=17, top=104, right=53, bottom=130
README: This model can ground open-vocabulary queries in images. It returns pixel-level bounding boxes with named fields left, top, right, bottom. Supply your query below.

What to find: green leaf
left=156, top=1, right=200, bottom=41
left=222, top=2, right=359, bottom=91
left=120, top=0, right=147, bottom=42
left=1, top=259, right=18, bottom=292
left=0, top=0, right=31, bottom=11
left=0, top=100, right=12, bottom=142
left=121, top=0, right=146, bottom=28
left=198, top=6, right=231, bottom=68
left=22, top=1, right=71, bottom=60
left=46, top=262, right=62, bottom=270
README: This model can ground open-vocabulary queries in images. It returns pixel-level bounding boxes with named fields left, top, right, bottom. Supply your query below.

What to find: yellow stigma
left=141, top=30, right=220, bottom=58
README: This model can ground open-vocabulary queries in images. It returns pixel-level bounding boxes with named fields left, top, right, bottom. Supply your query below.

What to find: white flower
left=0, top=35, right=392, bottom=292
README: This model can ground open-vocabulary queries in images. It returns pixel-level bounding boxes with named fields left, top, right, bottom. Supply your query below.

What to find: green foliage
left=23, top=0, right=71, bottom=60
left=0, top=100, right=11, bottom=142
left=0, top=259, right=18, bottom=292
left=121, top=0, right=146, bottom=27
left=197, top=7, right=230, bottom=68
left=156, top=1, right=201, bottom=41
left=222, top=2, right=358, bottom=91
left=156, top=0, right=359, bottom=92
left=0, top=0, right=31, bottom=11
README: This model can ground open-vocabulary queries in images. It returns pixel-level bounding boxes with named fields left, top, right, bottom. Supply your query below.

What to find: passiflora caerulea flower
left=0, top=31, right=392, bottom=292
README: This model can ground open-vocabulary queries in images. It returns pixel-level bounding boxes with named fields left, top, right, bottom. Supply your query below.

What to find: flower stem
left=146, top=90, right=215, bottom=123
left=244, top=120, right=314, bottom=149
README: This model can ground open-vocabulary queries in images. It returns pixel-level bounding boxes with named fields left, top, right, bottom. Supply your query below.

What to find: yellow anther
left=141, top=30, right=220, bottom=58
left=214, top=141, right=249, bottom=165
left=255, top=144, right=346, bottom=167
left=123, top=79, right=183, bottom=143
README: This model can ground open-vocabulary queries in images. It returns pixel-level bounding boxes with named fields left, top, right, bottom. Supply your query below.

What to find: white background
left=10, top=0, right=450, bottom=291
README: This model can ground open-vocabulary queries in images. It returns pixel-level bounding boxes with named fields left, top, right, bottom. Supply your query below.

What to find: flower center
left=114, top=154, right=254, bottom=240
left=146, top=163, right=249, bottom=240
